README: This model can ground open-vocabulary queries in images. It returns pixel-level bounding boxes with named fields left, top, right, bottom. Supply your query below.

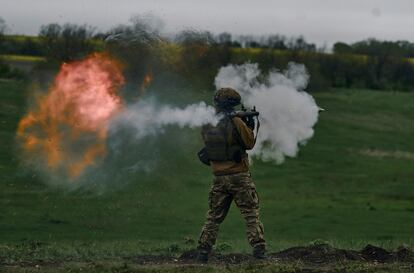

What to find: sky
left=1, top=0, right=414, bottom=46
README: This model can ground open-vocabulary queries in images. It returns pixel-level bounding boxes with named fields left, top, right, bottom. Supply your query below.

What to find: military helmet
left=213, top=87, right=241, bottom=109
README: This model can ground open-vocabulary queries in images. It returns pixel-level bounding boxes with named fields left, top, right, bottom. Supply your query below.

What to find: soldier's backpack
left=201, top=116, right=246, bottom=163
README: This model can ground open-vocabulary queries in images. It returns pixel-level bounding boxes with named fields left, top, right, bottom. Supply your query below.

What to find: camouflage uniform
left=198, top=172, right=266, bottom=251
left=197, top=87, right=266, bottom=256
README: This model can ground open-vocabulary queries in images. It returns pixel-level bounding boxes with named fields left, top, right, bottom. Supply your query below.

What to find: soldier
left=196, top=87, right=266, bottom=263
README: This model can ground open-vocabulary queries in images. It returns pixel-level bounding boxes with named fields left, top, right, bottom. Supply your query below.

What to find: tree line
left=1, top=19, right=414, bottom=91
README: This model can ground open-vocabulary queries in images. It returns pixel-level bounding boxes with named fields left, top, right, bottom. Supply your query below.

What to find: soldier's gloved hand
left=245, top=116, right=255, bottom=130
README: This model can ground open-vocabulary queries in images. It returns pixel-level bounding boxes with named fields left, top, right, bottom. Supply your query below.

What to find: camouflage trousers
left=198, top=172, right=266, bottom=251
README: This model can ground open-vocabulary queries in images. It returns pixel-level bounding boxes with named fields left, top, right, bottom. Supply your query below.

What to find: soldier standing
left=196, top=87, right=266, bottom=262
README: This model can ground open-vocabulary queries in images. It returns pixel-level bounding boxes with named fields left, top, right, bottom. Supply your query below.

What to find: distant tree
left=288, top=36, right=316, bottom=52
left=337, top=38, right=414, bottom=58
left=333, top=42, right=352, bottom=54
left=0, top=17, right=7, bottom=52
left=39, top=23, right=95, bottom=61
left=267, top=35, right=287, bottom=49
left=40, top=23, right=61, bottom=38
left=0, top=17, right=6, bottom=35
left=175, top=29, right=215, bottom=45
left=217, top=32, right=232, bottom=46
left=240, top=35, right=267, bottom=48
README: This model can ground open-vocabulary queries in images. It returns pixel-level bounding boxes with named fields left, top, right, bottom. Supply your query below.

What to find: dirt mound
left=360, top=244, right=413, bottom=263
left=273, top=244, right=361, bottom=264
left=272, top=244, right=412, bottom=264
left=175, top=244, right=414, bottom=265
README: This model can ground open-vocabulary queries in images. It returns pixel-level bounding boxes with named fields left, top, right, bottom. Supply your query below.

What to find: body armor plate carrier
left=201, top=116, right=246, bottom=162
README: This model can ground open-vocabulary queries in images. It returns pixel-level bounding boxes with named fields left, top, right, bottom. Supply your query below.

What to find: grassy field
left=0, top=80, right=414, bottom=272
left=0, top=55, right=46, bottom=63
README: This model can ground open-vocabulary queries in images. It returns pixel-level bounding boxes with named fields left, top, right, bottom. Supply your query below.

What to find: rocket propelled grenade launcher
left=229, top=105, right=259, bottom=118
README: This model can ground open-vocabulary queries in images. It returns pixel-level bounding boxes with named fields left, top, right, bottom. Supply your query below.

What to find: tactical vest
left=201, top=117, right=246, bottom=162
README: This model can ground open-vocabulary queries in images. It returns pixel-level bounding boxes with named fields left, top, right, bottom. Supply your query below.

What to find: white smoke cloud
left=111, top=62, right=318, bottom=166
left=215, top=62, right=319, bottom=163
left=111, top=100, right=218, bottom=138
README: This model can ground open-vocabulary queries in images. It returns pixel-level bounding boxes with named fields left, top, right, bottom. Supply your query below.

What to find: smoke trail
left=111, top=100, right=218, bottom=139
left=215, top=63, right=319, bottom=163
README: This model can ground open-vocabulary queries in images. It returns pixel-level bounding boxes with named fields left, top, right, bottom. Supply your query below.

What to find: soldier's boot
left=196, top=248, right=210, bottom=263
left=253, top=245, right=267, bottom=260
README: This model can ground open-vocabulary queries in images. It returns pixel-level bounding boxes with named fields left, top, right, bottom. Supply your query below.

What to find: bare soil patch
left=126, top=244, right=413, bottom=265
left=1, top=244, right=413, bottom=273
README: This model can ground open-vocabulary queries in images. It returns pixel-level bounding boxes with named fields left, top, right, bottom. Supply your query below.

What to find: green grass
left=0, top=54, right=46, bottom=63
left=0, top=81, right=414, bottom=265
left=2, top=35, right=41, bottom=43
